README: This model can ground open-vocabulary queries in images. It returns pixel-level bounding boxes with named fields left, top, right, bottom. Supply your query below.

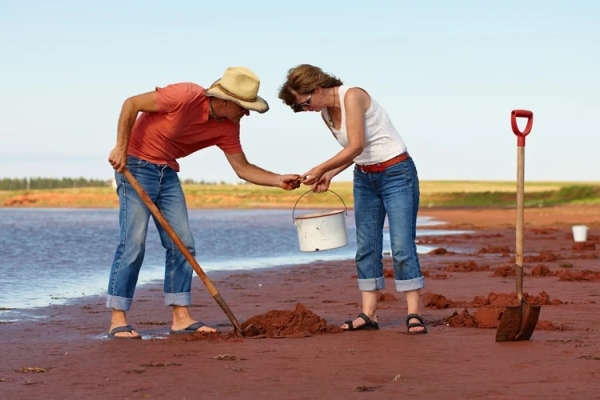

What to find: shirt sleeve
left=155, top=83, right=199, bottom=113
left=217, top=123, right=243, bottom=154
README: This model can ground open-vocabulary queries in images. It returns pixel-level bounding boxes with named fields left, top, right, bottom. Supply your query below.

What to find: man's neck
left=209, top=98, right=224, bottom=122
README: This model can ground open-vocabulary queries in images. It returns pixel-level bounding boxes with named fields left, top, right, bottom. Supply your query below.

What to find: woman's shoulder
left=344, top=86, right=370, bottom=99
left=342, top=86, right=371, bottom=110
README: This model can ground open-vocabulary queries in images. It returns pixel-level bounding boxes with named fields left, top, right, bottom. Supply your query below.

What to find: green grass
left=420, top=184, right=600, bottom=208
left=1, top=181, right=599, bottom=209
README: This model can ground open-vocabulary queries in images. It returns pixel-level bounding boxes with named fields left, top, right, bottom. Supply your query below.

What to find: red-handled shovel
left=495, top=110, right=541, bottom=342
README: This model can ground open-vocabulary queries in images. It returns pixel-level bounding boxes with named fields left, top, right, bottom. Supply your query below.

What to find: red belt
left=357, top=153, right=409, bottom=173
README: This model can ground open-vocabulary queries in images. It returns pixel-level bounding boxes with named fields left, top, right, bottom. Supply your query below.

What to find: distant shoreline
left=1, top=180, right=599, bottom=209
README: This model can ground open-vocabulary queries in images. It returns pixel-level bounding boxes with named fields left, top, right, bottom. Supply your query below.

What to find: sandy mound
left=241, top=303, right=343, bottom=338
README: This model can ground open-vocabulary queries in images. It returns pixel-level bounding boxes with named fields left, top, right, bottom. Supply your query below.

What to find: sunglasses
left=291, top=93, right=312, bottom=112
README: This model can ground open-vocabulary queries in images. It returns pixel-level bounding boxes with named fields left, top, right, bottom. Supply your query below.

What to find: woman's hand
left=311, top=171, right=334, bottom=193
left=300, top=166, right=325, bottom=186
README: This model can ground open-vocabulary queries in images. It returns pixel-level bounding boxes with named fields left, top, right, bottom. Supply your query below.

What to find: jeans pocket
left=126, top=156, right=148, bottom=169
left=384, top=162, right=408, bottom=177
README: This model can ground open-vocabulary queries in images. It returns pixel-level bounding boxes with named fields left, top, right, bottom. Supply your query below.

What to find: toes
left=408, top=318, right=426, bottom=333
left=113, top=330, right=140, bottom=338
left=197, top=326, right=217, bottom=333
left=341, top=319, right=355, bottom=330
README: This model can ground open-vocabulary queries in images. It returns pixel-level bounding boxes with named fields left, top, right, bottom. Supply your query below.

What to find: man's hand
left=108, top=147, right=128, bottom=173
left=278, top=174, right=303, bottom=190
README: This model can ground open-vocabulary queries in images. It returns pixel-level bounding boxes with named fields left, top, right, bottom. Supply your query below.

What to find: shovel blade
left=495, top=302, right=541, bottom=342
left=517, top=302, right=541, bottom=340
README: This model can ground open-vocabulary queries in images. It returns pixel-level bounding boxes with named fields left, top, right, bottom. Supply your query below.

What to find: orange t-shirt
left=127, top=82, right=242, bottom=172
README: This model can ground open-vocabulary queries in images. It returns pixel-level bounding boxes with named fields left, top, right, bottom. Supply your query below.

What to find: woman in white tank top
left=279, top=64, right=427, bottom=334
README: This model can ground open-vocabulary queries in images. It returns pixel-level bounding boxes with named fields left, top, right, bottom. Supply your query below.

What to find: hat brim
left=205, top=86, right=269, bottom=114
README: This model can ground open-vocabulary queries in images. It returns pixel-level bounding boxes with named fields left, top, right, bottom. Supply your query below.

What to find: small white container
left=572, top=225, right=588, bottom=242
left=292, top=190, right=348, bottom=252
left=294, top=209, right=348, bottom=252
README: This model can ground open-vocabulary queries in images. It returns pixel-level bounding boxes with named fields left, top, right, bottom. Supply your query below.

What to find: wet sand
left=1, top=205, right=599, bottom=399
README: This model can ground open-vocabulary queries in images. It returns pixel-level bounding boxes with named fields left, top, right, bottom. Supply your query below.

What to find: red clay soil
left=240, top=303, right=344, bottom=338
left=1, top=205, right=600, bottom=399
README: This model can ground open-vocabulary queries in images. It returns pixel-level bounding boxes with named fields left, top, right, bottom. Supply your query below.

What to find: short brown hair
left=278, top=64, right=343, bottom=109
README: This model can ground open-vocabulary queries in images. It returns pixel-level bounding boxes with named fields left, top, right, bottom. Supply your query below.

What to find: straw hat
left=205, top=66, right=269, bottom=113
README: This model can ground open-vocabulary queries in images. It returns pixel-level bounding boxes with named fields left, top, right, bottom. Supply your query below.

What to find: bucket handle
left=292, top=189, right=347, bottom=221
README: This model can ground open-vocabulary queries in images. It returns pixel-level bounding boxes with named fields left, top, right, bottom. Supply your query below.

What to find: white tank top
left=322, top=85, right=407, bottom=165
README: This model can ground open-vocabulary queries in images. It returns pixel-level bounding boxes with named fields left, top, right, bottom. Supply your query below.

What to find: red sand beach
left=1, top=205, right=599, bottom=399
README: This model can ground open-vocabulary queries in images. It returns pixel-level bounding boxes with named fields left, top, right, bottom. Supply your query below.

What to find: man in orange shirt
left=107, top=66, right=301, bottom=338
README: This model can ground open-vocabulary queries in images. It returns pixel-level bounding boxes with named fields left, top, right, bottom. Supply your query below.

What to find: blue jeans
left=106, top=156, right=196, bottom=311
left=353, top=156, right=424, bottom=292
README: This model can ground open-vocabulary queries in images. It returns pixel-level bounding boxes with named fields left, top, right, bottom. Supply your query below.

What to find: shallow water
left=0, top=208, right=469, bottom=319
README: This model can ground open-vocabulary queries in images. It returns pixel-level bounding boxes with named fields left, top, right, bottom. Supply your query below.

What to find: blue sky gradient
left=1, top=0, right=599, bottom=182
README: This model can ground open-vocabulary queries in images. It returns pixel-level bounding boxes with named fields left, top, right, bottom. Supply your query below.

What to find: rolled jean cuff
left=357, top=276, right=385, bottom=291
left=106, top=295, right=133, bottom=311
left=165, top=292, right=191, bottom=307
left=395, top=276, right=425, bottom=292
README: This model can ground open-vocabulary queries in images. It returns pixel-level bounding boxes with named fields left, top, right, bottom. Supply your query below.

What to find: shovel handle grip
left=511, top=110, right=534, bottom=147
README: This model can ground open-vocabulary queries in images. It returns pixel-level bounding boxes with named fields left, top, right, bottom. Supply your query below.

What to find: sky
left=1, top=0, right=599, bottom=183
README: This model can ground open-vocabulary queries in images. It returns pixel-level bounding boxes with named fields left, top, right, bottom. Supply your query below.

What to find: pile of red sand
left=240, top=303, right=343, bottom=338
left=469, top=290, right=563, bottom=307
left=424, top=290, right=565, bottom=329
left=427, top=248, right=457, bottom=255
left=491, top=265, right=600, bottom=281
left=443, top=261, right=490, bottom=272
left=530, top=265, right=554, bottom=276
left=446, top=309, right=572, bottom=331
left=493, top=264, right=554, bottom=277
left=477, top=245, right=510, bottom=255
left=521, top=251, right=562, bottom=263
left=446, top=309, right=479, bottom=328
left=422, top=270, right=449, bottom=280
left=422, top=293, right=456, bottom=309
left=557, top=270, right=600, bottom=282
left=423, top=291, right=523, bottom=309
left=425, top=289, right=568, bottom=330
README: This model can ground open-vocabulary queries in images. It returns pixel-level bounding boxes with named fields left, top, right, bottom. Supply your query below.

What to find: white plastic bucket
left=293, top=190, right=348, bottom=252
left=572, top=225, right=588, bottom=242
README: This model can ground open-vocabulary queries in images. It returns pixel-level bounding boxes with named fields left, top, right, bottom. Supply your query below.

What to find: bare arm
left=302, top=88, right=370, bottom=185
left=225, top=152, right=301, bottom=190
left=108, top=91, right=159, bottom=173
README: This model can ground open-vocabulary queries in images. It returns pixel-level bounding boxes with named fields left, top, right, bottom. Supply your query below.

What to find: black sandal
left=406, top=313, right=428, bottom=334
left=343, top=312, right=380, bottom=331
